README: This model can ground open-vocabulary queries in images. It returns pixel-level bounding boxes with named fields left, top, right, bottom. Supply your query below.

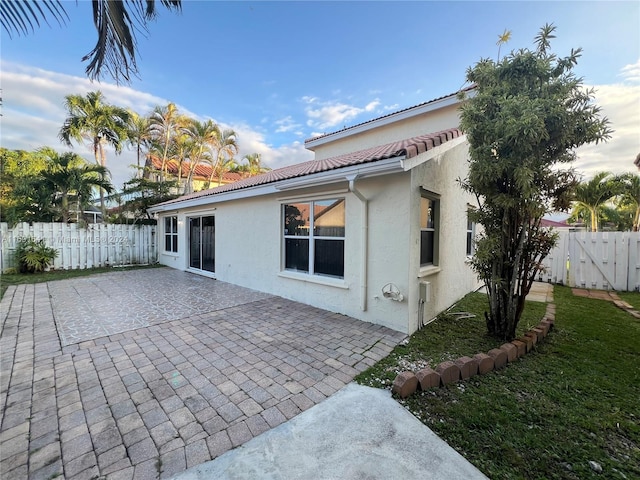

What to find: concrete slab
left=170, top=383, right=488, bottom=480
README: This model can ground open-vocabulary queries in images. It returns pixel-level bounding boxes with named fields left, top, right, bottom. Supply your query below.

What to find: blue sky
left=2, top=1, right=639, bottom=190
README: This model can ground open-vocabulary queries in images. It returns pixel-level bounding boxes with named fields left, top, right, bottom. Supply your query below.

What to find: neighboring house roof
left=541, top=218, right=570, bottom=228
left=148, top=156, right=244, bottom=183
left=152, top=128, right=463, bottom=209
left=304, top=86, right=474, bottom=147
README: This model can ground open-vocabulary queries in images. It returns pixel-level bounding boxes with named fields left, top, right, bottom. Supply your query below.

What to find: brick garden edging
left=392, top=303, right=556, bottom=399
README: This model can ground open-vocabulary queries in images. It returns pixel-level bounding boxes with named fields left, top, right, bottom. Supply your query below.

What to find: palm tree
left=210, top=128, right=238, bottom=187
left=127, top=111, right=152, bottom=178
left=617, top=172, right=640, bottom=231
left=149, top=103, right=181, bottom=181
left=183, top=119, right=219, bottom=194
left=40, top=148, right=113, bottom=223
left=59, top=90, right=129, bottom=215
left=1, top=1, right=182, bottom=83
left=570, top=172, right=622, bottom=232
left=242, top=153, right=271, bottom=176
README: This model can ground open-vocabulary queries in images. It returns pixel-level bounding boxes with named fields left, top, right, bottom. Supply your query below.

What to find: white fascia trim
left=305, top=91, right=473, bottom=150
left=400, top=135, right=467, bottom=171
left=148, top=157, right=406, bottom=213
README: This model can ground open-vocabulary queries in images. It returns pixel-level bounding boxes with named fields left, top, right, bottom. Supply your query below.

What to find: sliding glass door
left=189, top=215, right=215, bottom=273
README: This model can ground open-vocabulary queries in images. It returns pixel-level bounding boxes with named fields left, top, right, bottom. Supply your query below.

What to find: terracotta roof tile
left=155, top=128, right=462, bottom=207
left=149, top=156, right=243, bottom=183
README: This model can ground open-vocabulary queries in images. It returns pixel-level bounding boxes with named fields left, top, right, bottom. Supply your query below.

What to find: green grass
left=0, top=263, right=164, bottom=300
left=617, top=290, right=640, bottom=310
left=356, top=287, right=640, bottom=479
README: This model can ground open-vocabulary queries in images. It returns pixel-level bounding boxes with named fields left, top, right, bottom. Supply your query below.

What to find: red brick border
left=391, top=304, right=556, bottom=399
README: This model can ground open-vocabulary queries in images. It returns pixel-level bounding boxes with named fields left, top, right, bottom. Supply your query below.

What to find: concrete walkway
left=0, top=269, right=406, bottom=479
left=171, top=383, right=487, bottom=480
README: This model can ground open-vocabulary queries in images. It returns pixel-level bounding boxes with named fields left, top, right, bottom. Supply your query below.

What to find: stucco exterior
left=151, top=91, right=482, bottom=334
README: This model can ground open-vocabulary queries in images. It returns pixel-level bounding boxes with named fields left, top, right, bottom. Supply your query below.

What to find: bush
left=13, top=237, right=58, bottom=273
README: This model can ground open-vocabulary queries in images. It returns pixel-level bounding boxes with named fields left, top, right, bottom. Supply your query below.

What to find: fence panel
left=539, top=231, right=640, bottom=291
left=0, top=222, right=157, bottom=272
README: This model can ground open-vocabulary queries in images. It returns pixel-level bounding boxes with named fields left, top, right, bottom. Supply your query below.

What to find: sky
left=1, top=1, right=639, bottom=192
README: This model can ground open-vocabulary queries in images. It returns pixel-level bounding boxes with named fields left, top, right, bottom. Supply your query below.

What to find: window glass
left=284, top=203, right=309, bottom=236
left=420, top=194, right=438, bottom=266
left=164, top=215, right=178, bottom=253
left=283, top=199, right=345, bottom=279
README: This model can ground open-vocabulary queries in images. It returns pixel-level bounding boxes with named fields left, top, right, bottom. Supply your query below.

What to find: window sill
left=278, top=271, right=349, bottom=289
left=161, top=251, right=179, bottom=257
left=418, top=265, right=441, bottom=278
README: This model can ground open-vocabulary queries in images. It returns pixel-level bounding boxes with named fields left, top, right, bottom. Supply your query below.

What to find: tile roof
left=154, top=127, right=463, bottom=207
left=304, top=86, right=474, bottom=144
left=149, top=156, right=244, bottom=183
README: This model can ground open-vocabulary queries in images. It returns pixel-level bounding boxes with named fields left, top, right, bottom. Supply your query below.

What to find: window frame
left=420, top=190, right=440, bottom=267
left=164, top=215, right=178, bottom=254
left=282, top=197, right=346, bottom=279
left=466, top=207, right=476, bottom=257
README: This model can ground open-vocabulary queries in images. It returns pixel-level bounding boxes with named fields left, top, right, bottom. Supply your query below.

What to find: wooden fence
left=538, top=231, right=640, bottom=292
left=1, top=223, right=157, bottom=272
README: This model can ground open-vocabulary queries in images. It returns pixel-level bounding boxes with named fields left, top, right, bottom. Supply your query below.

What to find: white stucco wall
left=310, top=103, right=460, bottom=161
left=157, top=172, right=414, bottom=333
left=156, top=143, right=481, bottom=335
left=406, top=141, right=482, bottom=333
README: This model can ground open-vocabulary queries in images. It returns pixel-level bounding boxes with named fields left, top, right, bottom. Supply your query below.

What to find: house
left=148, top=89, right=482, bottom=334
left=146, top=156, right=245, bottom=193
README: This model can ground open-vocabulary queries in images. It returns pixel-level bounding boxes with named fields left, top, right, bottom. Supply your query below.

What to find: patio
left=0, top=268, right=405, bottom=479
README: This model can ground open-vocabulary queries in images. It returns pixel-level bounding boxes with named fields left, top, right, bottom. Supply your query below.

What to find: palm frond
left=0, top=0, right=68, bottom=38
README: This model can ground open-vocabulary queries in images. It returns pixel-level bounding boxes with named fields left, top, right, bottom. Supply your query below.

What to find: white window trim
left=281, top=197, right=346, bottom=280
left=420, top=189, right=440, bottom=267
left=164, top=215, right=178, bottom=254
left=466, top=205, right=476, bottom=258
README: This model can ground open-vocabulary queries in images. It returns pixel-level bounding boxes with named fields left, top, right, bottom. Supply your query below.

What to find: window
left=164, top=216, right=178, bottom=253
left=466, top=209, right=476, bottom=256
left=283, top=199, right=345, bottom=278
left=420, top=193, right=439, bottom=266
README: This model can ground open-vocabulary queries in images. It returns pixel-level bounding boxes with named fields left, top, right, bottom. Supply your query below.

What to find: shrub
left=13, top=237, right=58, bottom=273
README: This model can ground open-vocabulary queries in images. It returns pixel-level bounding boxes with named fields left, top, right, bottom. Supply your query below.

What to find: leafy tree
left=210, top=128, right=238, bottom=187
left=237, top=153, right=271, bottom=176
left=40, top=148, right=113, bottom=223
left=59, top=90, right=130, bottom=215
left=0, top=148, right=49, bottom=224
left=117, top=176, right=179, bottom=220
left=1, top=0, right=182, bottom=83
left=570, top=172, right=621, bottom=231
left=459, top=24, right=611, bottom=340
left=617, top=172, right=640, bottom=231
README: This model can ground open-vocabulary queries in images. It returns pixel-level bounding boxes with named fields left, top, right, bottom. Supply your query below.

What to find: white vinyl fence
left=538, top=231, right=640, bottom=292
left=1, top=222, right=157, bottom=272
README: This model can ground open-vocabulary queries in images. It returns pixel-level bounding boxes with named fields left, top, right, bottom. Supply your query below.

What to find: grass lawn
left=356, top=286, right=640, bottom=479
left=0, top=264, right=164, bottom=300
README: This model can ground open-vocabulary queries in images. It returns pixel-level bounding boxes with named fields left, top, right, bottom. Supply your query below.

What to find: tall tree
left=40, top=148, right=113, bottom=223
left=127, top=111, right=153, bottom=178
left=149, top=102, right=181, bottom=181
left=459, top=24, right=611, bottom=340
left=616, top=172, right=640, bottom=231
left=209, top=128, right=238, bottom=187
left=570, top=172, right=621, bottom=232
left=1, top=0, right=182, bottom=83
left=183, top=119, right=218, bottom=194
left=59, top=90, right=129, bottom=214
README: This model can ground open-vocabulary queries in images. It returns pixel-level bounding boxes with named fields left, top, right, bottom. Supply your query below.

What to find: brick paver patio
left=0, top=269, right=405, bottom=479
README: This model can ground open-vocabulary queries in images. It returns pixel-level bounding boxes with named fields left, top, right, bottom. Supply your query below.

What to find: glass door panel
left=189, top=215, right=215, bottom=273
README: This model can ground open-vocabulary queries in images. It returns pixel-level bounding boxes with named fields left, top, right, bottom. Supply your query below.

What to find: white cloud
left=0, top=61, right=314, bottom=190
left=574, top=81, right=640, bottom=179
left=274, top=115, right=301, bottom=133
left=619, top=58, right=640, bottom=83
left=303, top=96, right=382, bottom=131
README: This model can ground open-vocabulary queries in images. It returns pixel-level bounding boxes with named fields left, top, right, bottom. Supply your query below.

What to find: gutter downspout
left=347, top=174, right=368, bottom=311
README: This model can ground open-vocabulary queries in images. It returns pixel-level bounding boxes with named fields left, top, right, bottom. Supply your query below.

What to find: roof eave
left=148, top=157, right=406, bottom=214
left=305, top=90, right=474, bottom=151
